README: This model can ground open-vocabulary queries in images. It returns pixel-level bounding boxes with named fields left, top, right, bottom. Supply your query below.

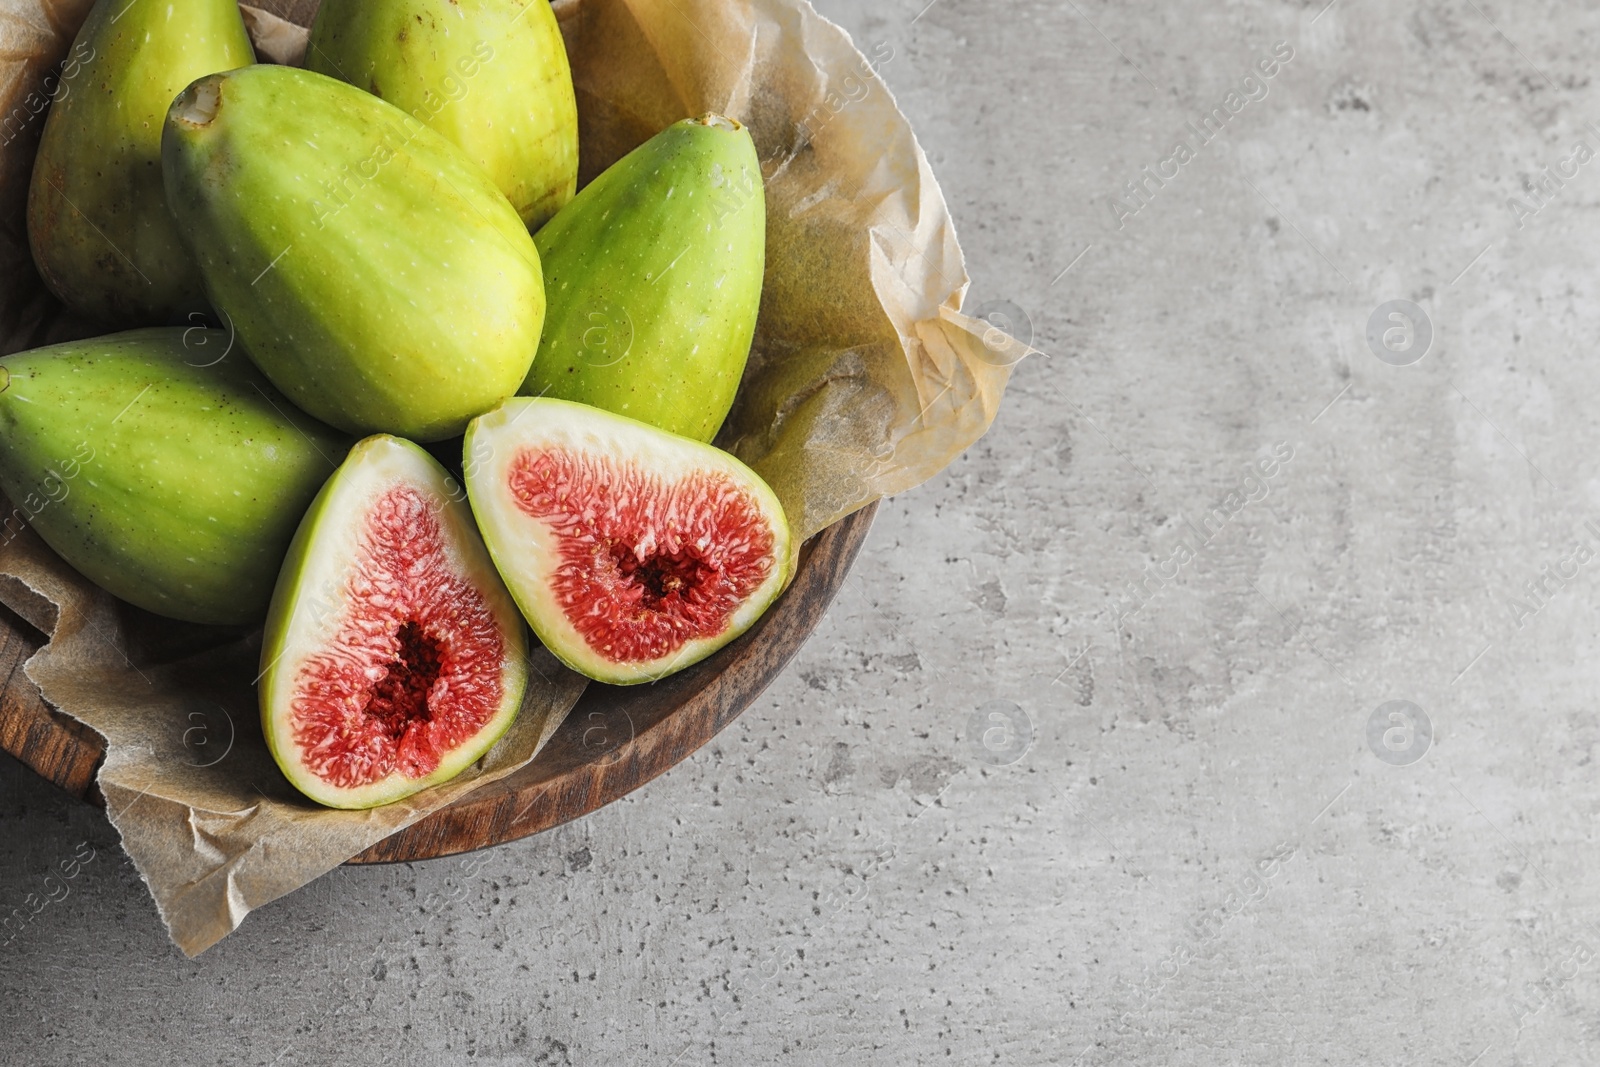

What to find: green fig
left=0, top=328, right=350, bottom=625
left=161, top=64, right=545, bottom=443
left=306, top=0, right=578, bottom=230
left=519, top=115, right=765, bottom=443
left=464, top=398, right=792, bottom=684
left=260, top=435, right=527, bottom=809
left=27, top=0, right=254, bottom=325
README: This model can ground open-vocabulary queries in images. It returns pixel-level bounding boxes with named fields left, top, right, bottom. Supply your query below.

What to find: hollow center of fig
left=609, top=544, right=716, bottom=607
left=509, top=449, right=776, bottom=663
left=290, top=486, right=506, bottom=788
left=363, top=621, right=443, bottom=740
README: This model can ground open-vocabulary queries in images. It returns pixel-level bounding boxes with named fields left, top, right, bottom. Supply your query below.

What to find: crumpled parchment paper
left=0, top=0, right=1028, bottom=955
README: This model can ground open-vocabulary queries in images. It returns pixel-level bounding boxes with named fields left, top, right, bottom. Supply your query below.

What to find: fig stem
left=694, top=113, right=742, bottom=132
left=175, top=79, right=222, bottom=127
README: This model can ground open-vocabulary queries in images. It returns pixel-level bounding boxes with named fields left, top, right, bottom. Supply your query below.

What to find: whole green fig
left=0, top=329, right=350, bottom=625
left=27, top=0, right=254, bottom=325
left=161, top=65, right=545, bottom=443
left=520, top=115, right=765, bottom=442
left=306, top=0, right=578, bottom=230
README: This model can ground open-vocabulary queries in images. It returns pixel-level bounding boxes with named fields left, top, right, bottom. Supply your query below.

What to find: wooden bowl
left=0, top=501, right=876, bottom=862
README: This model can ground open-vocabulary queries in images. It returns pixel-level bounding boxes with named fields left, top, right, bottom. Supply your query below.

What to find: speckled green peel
left=26, top=0, right=254, bottom=325
left=0, top=328, right=350, bottom=625
left=307, top=0, right=578, bottom=229
left=519, top=115, right=765, bottom=442
left=161, top=65, right=545, bottom=442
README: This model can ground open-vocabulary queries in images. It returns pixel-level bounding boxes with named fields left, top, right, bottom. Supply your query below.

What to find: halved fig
left=464, top=398, right=793, bottom=684
left=260, top=435, right=528, bottom=809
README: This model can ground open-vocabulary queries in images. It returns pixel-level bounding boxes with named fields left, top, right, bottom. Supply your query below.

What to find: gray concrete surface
left=7, top=0, right=1600, bottom=1062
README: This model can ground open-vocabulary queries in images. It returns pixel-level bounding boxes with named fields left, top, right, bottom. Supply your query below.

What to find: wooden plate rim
left=0, top=501, right=877, bottom=864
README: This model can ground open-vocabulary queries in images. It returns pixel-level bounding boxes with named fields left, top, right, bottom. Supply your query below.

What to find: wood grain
left=0, top=600, right=101, bottom=801
left=0, top=502, right=877, bottom=862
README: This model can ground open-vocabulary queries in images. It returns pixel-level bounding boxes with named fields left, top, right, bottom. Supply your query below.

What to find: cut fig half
left=260, top=435, right=528, bottom=809
left=464, top=398, right=794, bottom=685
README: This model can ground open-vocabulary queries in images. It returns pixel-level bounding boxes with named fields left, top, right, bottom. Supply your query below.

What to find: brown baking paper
left=0, top=523, right=583, bottom=955
left=0, top=0, right=1028, bottom=955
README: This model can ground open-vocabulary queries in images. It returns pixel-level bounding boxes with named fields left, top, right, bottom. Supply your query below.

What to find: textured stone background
left=6, top=0, right=1600, bottom=1062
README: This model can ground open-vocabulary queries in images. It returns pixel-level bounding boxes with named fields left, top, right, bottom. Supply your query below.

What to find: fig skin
left=260, top=435, right=528, bottom=810
left=161, top=65, right=546, bottom=443
left=26, top=0, right=255, bottom=325
left=519, top=116, right=765, bottom=443
left=0, top=328, right=350, bottom=625
left=306, top=0, right=578, bottom=230
left=464, top=397, right=792, bottom=685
